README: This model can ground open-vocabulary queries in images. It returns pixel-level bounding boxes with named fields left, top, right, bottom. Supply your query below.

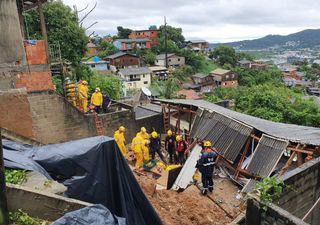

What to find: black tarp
left=3, top=136, right=163, bottom=225
left=52, top=204, right=126, bottom=225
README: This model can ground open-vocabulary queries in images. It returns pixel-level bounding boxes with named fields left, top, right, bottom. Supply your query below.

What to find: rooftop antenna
left=164, top=16, right=168, bottom=68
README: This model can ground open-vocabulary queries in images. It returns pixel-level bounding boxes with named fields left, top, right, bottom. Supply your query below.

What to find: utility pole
left=164, top=16, right=168, bottom=68
left=0, top=131, right=9, bottom=225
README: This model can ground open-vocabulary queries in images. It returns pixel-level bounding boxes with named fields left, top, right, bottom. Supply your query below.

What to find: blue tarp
left=3, top=136, right=163, bottom=225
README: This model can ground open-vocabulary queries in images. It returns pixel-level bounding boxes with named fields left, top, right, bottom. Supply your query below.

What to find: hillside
left=211, top=29, right=320, bottom=50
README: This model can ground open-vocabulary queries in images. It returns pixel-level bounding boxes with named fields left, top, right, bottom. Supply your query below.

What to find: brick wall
left=16, top=71, right=54, bottom=92
left=0, top=89, right=34, bottom=138
left=27, top=91, right=96, bottom=144
left=24, top=40, right=48, bottom=65
left=278, top=159, right=320, bottom=225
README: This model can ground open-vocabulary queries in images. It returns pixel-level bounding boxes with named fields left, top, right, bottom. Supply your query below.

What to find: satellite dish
left=141, top=87, right=152, bottom=97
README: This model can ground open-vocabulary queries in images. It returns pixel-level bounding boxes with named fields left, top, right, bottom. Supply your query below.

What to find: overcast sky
left=63, top=0, right=320, bottom=43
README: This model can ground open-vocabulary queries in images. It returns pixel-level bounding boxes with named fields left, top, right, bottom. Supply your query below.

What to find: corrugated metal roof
left=191, top=110, right=253, bottom=162
left=247, top=135, right=288, bottom=177
left=242, top=179, right=259, bottom=193
left=156, top=99, right=320, bottom=146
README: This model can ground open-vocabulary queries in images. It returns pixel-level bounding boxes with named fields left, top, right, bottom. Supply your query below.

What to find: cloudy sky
left=63, top=0, right=320, bottom=43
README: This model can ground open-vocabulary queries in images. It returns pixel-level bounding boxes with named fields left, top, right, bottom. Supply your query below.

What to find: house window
left=151, top=32, right=154, bottom=34
left=231, top=74, right=235, bottom=78
left=226, top=75, right=229, bottom=79
left=224, top=82, right=227, bottom=85
left=91, top=65, right=96, bottom=68
left=143, top=74, right=145, bottom=78
left=169, top=59, right=172, bottom=62
left=144, top=81, right=148, bottom=84
left=178, top=58, right=180, bottom=61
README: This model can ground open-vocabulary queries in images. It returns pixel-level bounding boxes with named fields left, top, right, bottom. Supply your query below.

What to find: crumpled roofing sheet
left=158, top=99, right=320, bottom=146
left=246, top=134, right=288, bottom=177
left=190, top=109, right=253, bottom=162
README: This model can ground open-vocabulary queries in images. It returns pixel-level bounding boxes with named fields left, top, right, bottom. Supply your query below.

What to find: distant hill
left=211, top=29, right=320, bottom=50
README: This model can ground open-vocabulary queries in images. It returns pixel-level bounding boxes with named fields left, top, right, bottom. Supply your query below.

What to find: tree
left=151, top=77, right=180, bottom=99
left=209, top=45, right=237, bottom=67
left=24, top=0, right=88, bottom=65
left=97, top=39, right=118, bottom=58
left=141, top=50, right=156, bottom=65
left=89, top=73, right=123, bottom=100
left=117, top=26, right=132, bottom=39
left=158, top=25, right=185, bottom=48
left=236, top=52, right=255, bottom=61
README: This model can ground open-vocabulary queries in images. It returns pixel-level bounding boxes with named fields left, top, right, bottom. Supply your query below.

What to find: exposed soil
left=135, top=175, right=245, bottom=225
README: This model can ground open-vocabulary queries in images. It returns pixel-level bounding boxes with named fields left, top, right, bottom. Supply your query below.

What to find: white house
left=155, top=53, right=185, bottom=67
left=118, top=67, right=152, bottom=96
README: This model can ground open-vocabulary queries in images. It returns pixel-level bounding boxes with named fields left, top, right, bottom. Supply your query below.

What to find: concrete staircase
left=27, top=91, right=95, bottom=144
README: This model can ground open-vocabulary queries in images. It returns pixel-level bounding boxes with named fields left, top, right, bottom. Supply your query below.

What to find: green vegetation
left=235, top=67, right=282, bottom=87
left=151, top=78, right=180, bottom=99
left=97, top=39, right=118, bottom=58
left=52, top=76, right=63, bottom=94
left=5, top=169, right=27, bottom=185
left=9, top=209, right=47, bottom=225
left=254, top=177, right=285, bottom=211
left=24, top=0, right=87, bottom=65
left=116, top=26, right=132, bottom=39
left=89, top=73, right=123, bottom=100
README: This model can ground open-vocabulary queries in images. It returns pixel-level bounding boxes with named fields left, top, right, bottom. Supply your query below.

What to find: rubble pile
left=136, top=175, right=245, bottom=225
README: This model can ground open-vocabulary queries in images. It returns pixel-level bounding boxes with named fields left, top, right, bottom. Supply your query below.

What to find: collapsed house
left=152, top=99, right=320, bottom=225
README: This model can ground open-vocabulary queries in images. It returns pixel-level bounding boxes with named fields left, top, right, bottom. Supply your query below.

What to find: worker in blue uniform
left=196, top=141, right=217, bottom=195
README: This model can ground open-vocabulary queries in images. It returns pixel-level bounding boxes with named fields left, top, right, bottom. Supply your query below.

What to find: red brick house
left=129, top=26, right=159, bottom=46
left=210, top=68, right=238, bottom=88
left=105, top=52, right=140, bottom=70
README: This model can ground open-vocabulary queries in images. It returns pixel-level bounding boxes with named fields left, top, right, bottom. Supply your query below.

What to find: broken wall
left=6, top=184, right=91, bottom=222
left=27, top=91, right=96, bottom=144
left=278, top=159, right=320, bottom=225
left=0, top=89, right=34, bottom=138
left=246, top=197, right=309, bottom=225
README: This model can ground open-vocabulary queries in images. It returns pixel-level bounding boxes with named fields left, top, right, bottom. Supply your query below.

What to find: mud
left=135, top=175, right=245, bottom=225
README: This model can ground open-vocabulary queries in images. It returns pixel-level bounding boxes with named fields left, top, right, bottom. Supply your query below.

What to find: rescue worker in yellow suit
left=78, top=80, right=88, bottom=113
left=131, top=134, right=144, bottom=170
left=90, top=87, right=103, bottom=114
left=137, top=127, right=150, bottom=161
left=114, top=126, right=127, bottom=157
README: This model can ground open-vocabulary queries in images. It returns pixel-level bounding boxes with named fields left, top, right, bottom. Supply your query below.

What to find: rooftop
left=187, top=40, right=208, bottom=44
left=192, top=73, right=209, bottom=78
left=238, top=59, right=252, bottom=64
left=119, top=67, right=151, bottom=76
left=115, top=38, right=150, bottom=43
left=156, top=99, right=320, bottom=146
left=211, top=68, right=231, bottom=75
left=177, top=89, right=201, bottom=100
left=148, top=66, right=168, bottom=71
left=105, top=52, right=137, bottom=59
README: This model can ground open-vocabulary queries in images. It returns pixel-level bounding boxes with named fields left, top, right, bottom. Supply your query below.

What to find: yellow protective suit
left=91, top=92, right=103, bottom=106
left=131, top=135, right=144, bottom=170
left=78, top=84, right=88, bottom=112
left=114, top=130, right=126, bottom=157
left=137, top=131, right=150, bottom=161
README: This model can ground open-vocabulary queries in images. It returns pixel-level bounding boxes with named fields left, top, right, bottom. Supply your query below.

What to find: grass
left=5, top=169, right=28, bottom=185
left=198, top=59, right=219, bottom=74
left=9, top=209, right=49, bottom=225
